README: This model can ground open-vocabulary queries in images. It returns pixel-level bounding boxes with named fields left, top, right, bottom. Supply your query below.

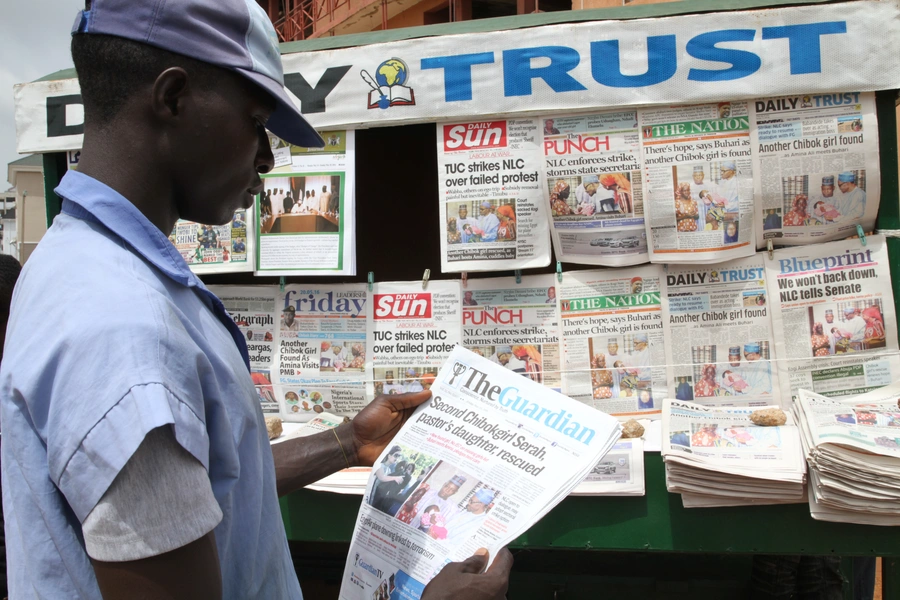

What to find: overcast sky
left=2, top=0, right=83, bottom=187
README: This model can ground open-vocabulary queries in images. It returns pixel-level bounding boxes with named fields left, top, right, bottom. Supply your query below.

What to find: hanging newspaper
left=256, top=130, right=355, bottom=275
left=751, top=92, right=880, bottom=246
left=339, top=346, right=621, bottom=600
left=540, top=112, right=648, bottom=265
left=638, top=102, right=755, bottom=263
left=662, top=255, right=780, bottom=408
left=570, top=438, right=645, bottom=496
left=558, top=266, right=666, bottom=419
left=460, top=274, right=560, bottom=392
left=208, top=285, right=279, bottom=414
left=766, top=235, right=899, bottom=402
left=367, top=280, right=462, bottom=399
left=169, top=211, right=254, bottom=274
left=274, top=284, right=370, bottom=422
left=437, top=119, right=551, bottom=272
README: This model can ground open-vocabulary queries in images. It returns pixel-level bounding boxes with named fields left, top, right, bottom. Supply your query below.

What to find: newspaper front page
left=257, top=130, right=356, bottom=275
left=766, top=235, right=900, bottom=402
left=367, top=281, right=462, bottom=400
left=339, top=346, right=621, bottom=600
left=274, top=284, right=370, bottom=422
left=558, top=266, right=666, bottom=419
left=169, top=211, right=254, bottom=274
left=208, top=285, right=279, bottom=414
left=437, top=119, right=551, bottom=272
left=571, top=439, right=644, bottom=496
left=751, top=92, right=880, bottom=246
left=539, top=112, right=648, bottom=265
left=639, top=102, right=755, bottom=263
left=662, top=255, right=780, bottom=408
left=461, top=274, right=561, bottom=392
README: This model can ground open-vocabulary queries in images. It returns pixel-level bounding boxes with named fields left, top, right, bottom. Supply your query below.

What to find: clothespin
left=422, top=269, right=431, bottom=290
left=856, top=224, right=867, bottom=246
left=766, top=239, right=774, bottom=260
left=279, top=276, right=285, bottom=292
left=556, top=261, right=563, bottom=283
left=367, top=272, right=374, bottom=292
left=514, top=270, right=522, bottom=284
left=461, top=272, right=468, bottom=288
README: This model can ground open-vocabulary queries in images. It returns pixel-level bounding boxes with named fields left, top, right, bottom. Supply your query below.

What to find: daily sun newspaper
left=751, top=91, right=880, bottom=246
left=539, top=111, right=649, bottom=265
left=662, top=255, right=780, bottom=408
left=638, top=101, right=756, bottom=263
left=339, top=346, right=621, bottom=600
left=437, top=119, right=551, bottom=272
left=766, top=234, right=899, bottom=402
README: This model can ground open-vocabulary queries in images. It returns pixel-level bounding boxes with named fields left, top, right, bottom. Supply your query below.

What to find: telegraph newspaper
left=257, top=130, right=356, bottom=275
left=766, top=235, right=900, bottom=401
left=639, top=101, right=755, bottom=263
left=339, top=346, right=621, bottom=600
left=208, top=285, right=279, bottom=414
left=461, top=274, right=561, bottom=392
left=558, top=266, right=666, bottom=418
left=169, top=210, right=253, bottom=274
left=367, top=281, right=462, bottom=400
left=437, top=119, right=551, bottom=272
left=539, top=111, right=648, bottom=265
left=274, top=284, right=370, bottom=422
left=662, top=255, right=780, bottom=408
left=751, top=92, right=880, bottom=246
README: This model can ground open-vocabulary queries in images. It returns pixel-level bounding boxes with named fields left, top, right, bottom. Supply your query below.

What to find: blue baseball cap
left=71, top=0, right=324, bottom=148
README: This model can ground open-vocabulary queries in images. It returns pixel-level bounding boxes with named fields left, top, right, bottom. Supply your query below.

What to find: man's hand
left=349, top=390, right=431, bottom=466
left=421, top=548, right=513, bottom=600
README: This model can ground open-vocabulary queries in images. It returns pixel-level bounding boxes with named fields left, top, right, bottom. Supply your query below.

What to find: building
left=6, top=154, right=46, bottom=263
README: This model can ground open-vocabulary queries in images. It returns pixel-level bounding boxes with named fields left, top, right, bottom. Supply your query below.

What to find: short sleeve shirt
left=0, top=171, right=302, bottom=599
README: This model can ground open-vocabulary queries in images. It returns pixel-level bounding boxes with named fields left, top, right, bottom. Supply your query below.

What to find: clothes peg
left=766, top=239, right=774, bottom=260
left=461, top=272, right=468, bottom=288
left=856, top=224, right=867, bottom=246
left=556, top=261, right=563, bottom=283
left=279, top=276, right=285, bottom=292
left=514, top=270, right=522, bottom=284
left=422, top=269, right=431, bottom=290
left=367, top=272, right=374, bottom=292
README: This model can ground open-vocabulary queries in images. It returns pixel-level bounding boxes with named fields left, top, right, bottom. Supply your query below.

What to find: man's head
left=479, top=202, right=493, bottom=216
left=838, top=172, right=857, bottom=193
left=821, top=175, right=835, bottom=198
left=467, top=489, right=495, bottom=514
left=743, top=343, right=761, bottom=362
left=457, top=205, right=468, bottom=219
left=496, top=345, right=512, bottom=365
left=547, top=287, right=556, bottom=300
left=825, top=309, right=834, bottom=323
left=631, top=277, right=643, bottom=294
left=545, top=119, right=555, bottom=130
left=633, top=333, right=648, bottom=351
left=720, top=161, right=736, bottom=180
left=282, top=305, right=295, bottom=327
left=607, top=340, right=619, bottom=355
left=692, top=166, right=705, bottom=184
left=844, top=306, right=858, bottom=319
left=729, top=346, right=741, bottom=367
left=439, top=475, right=466, bottom=499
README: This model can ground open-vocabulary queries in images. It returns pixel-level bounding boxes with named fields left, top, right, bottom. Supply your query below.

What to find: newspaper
left=274, top=284, right=370, bottom=422
left=662, top=255, right=780, bottom=408
left=766, top=234, right=899, bottom=402
left=751, top=92, right=880, bottom=246
left=437, top=119, right=551, bottom=272
left=208, top=285, right=279, bottom=414
left=540, top=112, right=648, bottom=265
left=570, top=439, right=644, bottom=496
left=367, top=281, right=462, bottom=400
left=339, top=346, right=621, bottom=599
left=257, top=130, right=356, bottom=275
left=638, top=102, right=755, bottom=263
left=558, top=266, right=666, bottom=419
left=169, top=212, right=254, bottom=274
left=460, top=274, right=560, bottom=392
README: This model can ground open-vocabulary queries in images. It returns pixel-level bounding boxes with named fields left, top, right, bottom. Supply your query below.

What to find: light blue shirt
left=0, top=171, right=302, bottom=599
left=478, top=212, right=500, bottom=242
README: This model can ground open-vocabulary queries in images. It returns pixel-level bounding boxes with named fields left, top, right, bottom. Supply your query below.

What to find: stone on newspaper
left=621, top=419, right=644, bottom=439
left=266, top=416, right=283, bottom=440
left=750, top=408, right=787, bottom=427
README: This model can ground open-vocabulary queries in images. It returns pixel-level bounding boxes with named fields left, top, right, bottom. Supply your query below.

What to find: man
left=475, top=202, right=500, bottom=242
left=630, top=277, right=643, bottom=295
left=628, top=333, right=651, bottom=368
left=718, top=161, right=740, bottom=214
left=0, top=2, right=511, bottom=597
left=304, top=189, right=318, bottom=212
left=404, top=368, right=424, bottom=393
left=825, top=309, right=835, bottom=325
left=575, top=175, right=599, bottom=210
left=283, top=190, right=294, bottom=214
left=489, top=345, right=513, bottom=367
left=763, top=208, right=782, bottom=230
left=736, top=343, right=772, bottom=395
left=418, top=475, right=467, bottom=526
left=455, top=205, right=478, bottom=243
left=446, top=489, right=495, bottom=543
left=281, top=305, right=300, bottom=331
left=232, top=238, right=246, bottom=254
left=463, top=291, right=478, bottom=306
left=319, top=185, right=331, bottom=213
left=842, top=306, right=867, bottom=347
left=543, top=119, right=559, bottom=135
left=382, top=370, right=403, bottom=395
left=836, top=172, right=866, bottom=221
left=328, top=188, right=340, bottom=214
left=675, top=376, right=693, bottom=401
left=688, top=166, right=713, bottom=226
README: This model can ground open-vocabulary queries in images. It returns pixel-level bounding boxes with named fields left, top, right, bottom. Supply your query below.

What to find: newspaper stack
left=662, top=400, right=806, bottom=508
left=797, top=385, right=900, bottom=525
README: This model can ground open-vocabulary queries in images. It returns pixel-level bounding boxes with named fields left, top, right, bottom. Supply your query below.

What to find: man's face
left=439, top=482, right=460, bottom=499
left=826, top=314, right=834, bottom=323
left=721, top=168, right=735, bottom=180
left=545, top=119, right=554, bottom=130
left=480, top=206, right=491, bottom=216
left=729, top=354, right=741, bottom=367
left=467, top=496, right=487, bottom=514
left=635, top=341, right=647, bottom=351
left=498, top=352, right=511, bottom=365
left=283, top=310, right=295, bottom=326
left=839, top=181, right=853, bottom=194
left=632, top=282, right=643, bottom=294
left=459, top=207, right=468, bottom=219
left=745, top=352, right=761, bottom=362
left=608, top=342, right=619, bottom=355
left=821, top=185, right=834, bottom=198
left=693, top=173, right=704, bottom=184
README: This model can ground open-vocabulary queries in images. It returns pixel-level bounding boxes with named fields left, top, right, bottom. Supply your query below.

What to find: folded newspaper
left=797, top=384, right=900, bottom=525
left=662, top=400, right=806, bottom=508
left=339, top=346, right=621, bottom=599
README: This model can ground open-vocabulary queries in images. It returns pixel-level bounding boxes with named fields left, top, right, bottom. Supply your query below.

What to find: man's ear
left=151, top=67, right=191, bottom=122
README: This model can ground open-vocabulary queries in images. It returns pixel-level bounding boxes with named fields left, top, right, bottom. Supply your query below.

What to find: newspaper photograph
left=570, top=439, right=644, bottom=496
left=367, top=281, right=462, bottom=400
left=638, top=102, right=755, bottom=263
left=461, top=274, right=560, bottom=392
left=339, top=346, right=621, bottom=600
left=208, top=285, right=279, bottom=415
left=273, top=284, right=370, bottom=422
left=169, top=211, right=254, bottom=274
left=540, top=112, right=648, bottom=265
left=766, top=234, right=900, bottom=402
left=256, top=130, right=355, bottom=276
left=662, top=255, right=780, bottom=408
left=751, top=92, right=880, bottom=246
left=558, top=266, right=666, bottom=419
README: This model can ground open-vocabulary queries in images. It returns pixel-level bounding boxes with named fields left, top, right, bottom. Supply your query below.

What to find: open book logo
left=360, top=58, right=416, bottom=110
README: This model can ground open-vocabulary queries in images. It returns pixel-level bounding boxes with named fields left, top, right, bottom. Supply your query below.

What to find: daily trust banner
left=767, top=235, right=900, bottom=401
left=16, top=2, right=900, bottom=153
left=437, top=119, right=551, bottom=272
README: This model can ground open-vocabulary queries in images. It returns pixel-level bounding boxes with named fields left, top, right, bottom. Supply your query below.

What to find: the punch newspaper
left=339, top=346, right=621, bottom=600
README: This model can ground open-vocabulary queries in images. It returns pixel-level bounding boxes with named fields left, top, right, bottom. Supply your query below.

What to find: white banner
left=15, top=1, right=900, bottom=153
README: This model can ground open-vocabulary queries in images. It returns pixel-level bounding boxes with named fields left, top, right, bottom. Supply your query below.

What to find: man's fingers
left=458, top=549, right=489, bottom=574
left=486, top=547, right=514, bottom=576
left=386, top=390, right=432, bottom=411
